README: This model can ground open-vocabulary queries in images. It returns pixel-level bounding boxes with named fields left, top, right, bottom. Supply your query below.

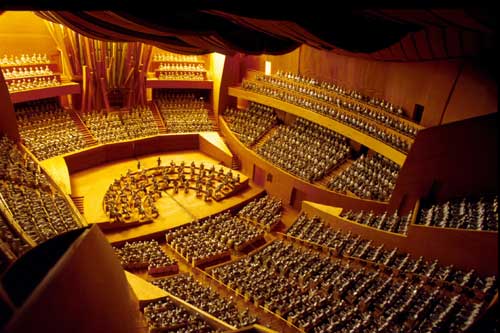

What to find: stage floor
left=70, top=150, right=264, bottom=244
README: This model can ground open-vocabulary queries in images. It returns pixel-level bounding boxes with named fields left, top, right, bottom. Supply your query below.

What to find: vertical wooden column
left=81, top=65, right=88, bottom=113
left=99, top=77, right=111, bottom=112
left=217, top=53, right=242, bottom=117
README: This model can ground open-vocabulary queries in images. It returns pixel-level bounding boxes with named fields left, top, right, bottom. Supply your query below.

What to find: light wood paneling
left=40, top=156, right=72, bottom=195
left=390, top=113, right=498, bottom=214
left=0, top=12, right=56, bottom=55
left=442, top=61, right=497, bottom=124
left=3, top=226, right=141, bottom=333
left=199, top=132, right=233, bottom=167
left=298, top=45, right=462, bottom=127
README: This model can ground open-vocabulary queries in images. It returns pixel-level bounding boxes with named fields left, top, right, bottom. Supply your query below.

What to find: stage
left=70, top=150, right=265, bottom=244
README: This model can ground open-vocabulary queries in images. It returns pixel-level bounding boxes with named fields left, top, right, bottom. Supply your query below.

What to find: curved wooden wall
left=242, top=45, right=497, bottom=127
left=63, top=133, right=233, bottom=175
left=390, top=113, right=498, bottom=213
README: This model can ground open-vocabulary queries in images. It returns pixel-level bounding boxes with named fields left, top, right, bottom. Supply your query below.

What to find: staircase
left=68, top=109, right=98, bottom=146
left=250, top=125, right=281, bottom=151
left=316, top=158, right=355, bottom=188
left=207, top=113, right=219, bottom=131
left=219, top=135, right=242, bottom=171
left=231, top=155, right=241, bottom=170
left=149, top=101, right=168, bottom=134
left=70, top=196, right=85, bottom=215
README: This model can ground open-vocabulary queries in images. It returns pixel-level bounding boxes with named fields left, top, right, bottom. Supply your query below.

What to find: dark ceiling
left=1, top=1, right=496, bottom=61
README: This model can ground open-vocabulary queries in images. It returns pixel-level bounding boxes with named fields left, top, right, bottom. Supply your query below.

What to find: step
left=70, top=196, right=85, bottom=215
left=315, top=158, right=355, bottom=187
left=68, top=109, right=99, bottom=146
left=231, top=155, right=241, bottom=170
left=207, top=113, right=219, bottom=131
left=149, top=101, right=168, bottom=134
left=251, top=125, right=281, bottom=151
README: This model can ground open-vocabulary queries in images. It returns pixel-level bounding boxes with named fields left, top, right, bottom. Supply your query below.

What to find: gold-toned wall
left=0, top=11, right=57, bottom=55
left=240, top=44, right=497, bottom=128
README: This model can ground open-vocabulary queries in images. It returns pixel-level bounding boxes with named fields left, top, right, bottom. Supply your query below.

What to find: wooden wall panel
left=218, top=53, right=242, bottom=116
left=0, top=72, right=19, bottom=141
left=155, top=134, right=199, bottom=152
left=298, top=45, right=461, bottom=126
left=104, top=141, right=135, bottom=163
left=198, top=134, right=232, bottom=167
left=390, top=113, right=498, bottom=213
left=3, top=226, right=140, bottom=333
left=133, top=136, right=164, bottom=157
left=442, top=61, right=497, bottom=124
left=240, top=48, right=300, bottom=77
left=265, top=48, right=300, bottom=74
left=0, top=12, right=56, bottom=55
left=64, top=146, right=107, bottom=174
left=208, top=53, right=225, bottom=118
left=64, top=135, right=200, bottom=174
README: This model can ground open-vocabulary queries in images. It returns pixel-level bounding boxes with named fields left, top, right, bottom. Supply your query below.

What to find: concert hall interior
left=0, top=6, right=497, bottom=333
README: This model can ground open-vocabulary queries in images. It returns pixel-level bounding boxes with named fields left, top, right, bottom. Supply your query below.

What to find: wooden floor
left=70, top=150, right=264, bottom=244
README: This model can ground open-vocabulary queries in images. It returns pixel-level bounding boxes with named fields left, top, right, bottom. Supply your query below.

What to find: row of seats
left=0, top=136, right=83, bottom=245
left=210, top=238, right=492, bottom=333
left=0, top=209, right=31, bottom=261
left=142, top=297, right=217, bottom=332
left=158, top=71, right=205, bottom=81
left=152, top=54, right=203, bottom=63
left=223, top=102, right=278, bottom=146
left=242, top=80, right=411, bottom=153
left=340, top=209, right=412, bottom=234
left=221, top=110, right=401, bottom=200
left=152, top=274, right=257, bottom=328
left=81, top=106, right=159, bottom=144
left=0, top=182, right=81, bottom=244
left=155, top=92, right=214, bottom=133
left=262, top=73, right=417, bottom=138
left=7, top=76, right=60, bottom=93
left=112, top=240, right=177, bottom=275
left=257, top=118, right=351, bottom=182
left=417, top=195, right=498, bottom=231
left=15, top=100, right=87, bottom=160
left=286, top=213, right=496, bottom=291
left=165, top=211, right=263, bottom=264
left=1, top=53, right=50, bottom=66
left=276, top=70, right=407, bottom=119
left=327, top=153, right=400, bottom=202
left=0, top=136, right=49, bottom=189
left=238, top=194, right=283, bottom=230
left=2, top=65, right=53, bottom=79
